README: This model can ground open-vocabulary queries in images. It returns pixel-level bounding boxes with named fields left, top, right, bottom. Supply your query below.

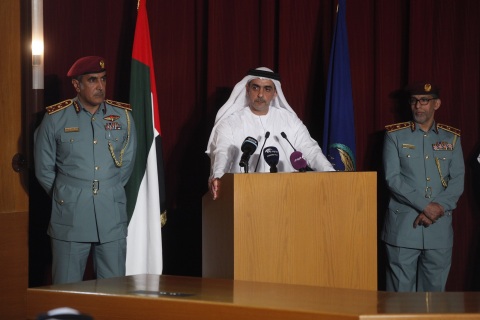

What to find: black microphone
left=263, top=146, right=279, bottom=173
left=254, top=131, right=270, bottom=172
left=281, top=132, right=296, bottom=151
left=289, top=151, right=314, bottom=172
left=239, top=136, right=258, bottom=173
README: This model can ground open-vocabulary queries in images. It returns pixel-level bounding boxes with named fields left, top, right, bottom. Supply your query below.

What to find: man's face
left=246, top=78, right=277, bottom=115
left=410, top=94, right=441, bottom=128
left=72, top=71, right=107, bottom=109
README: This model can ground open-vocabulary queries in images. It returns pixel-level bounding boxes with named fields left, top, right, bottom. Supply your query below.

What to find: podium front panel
left=203, top=172, right=377, bottom=290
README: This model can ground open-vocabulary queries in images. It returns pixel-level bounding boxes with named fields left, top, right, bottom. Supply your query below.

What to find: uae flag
left=125, top=0, right=166, bottom=275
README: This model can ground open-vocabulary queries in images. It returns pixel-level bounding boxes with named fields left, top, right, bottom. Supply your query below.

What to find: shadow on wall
left=161, top=87, right=232, bottom=277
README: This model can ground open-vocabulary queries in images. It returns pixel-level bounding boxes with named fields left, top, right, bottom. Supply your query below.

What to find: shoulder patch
left=437, top=123, right=461, bottom=137
left=45, top=99, right=74, bottom=115
left=385, top=121, right=414, bottom=133
left=106, top=99, right=132, bottom=111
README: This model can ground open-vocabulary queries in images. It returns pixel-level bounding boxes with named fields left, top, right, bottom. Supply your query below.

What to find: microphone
left=290, top=151, right=313, bottom=172
left=263, top=146, right=279, bottom=173
left=281, top=132, right=296, bottom=151
left=239, top=136, right=258, bottom=173
left=254, top=131, right=270, bottom=172
left=282, top=132, right=314, bottom=171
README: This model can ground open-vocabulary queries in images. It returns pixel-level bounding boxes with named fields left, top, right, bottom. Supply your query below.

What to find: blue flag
left=322, top=0, right=356, bottom=171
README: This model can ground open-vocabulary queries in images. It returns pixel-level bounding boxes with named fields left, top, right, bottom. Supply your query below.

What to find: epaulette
left=45, top=99, right=74, bottom=115
left=106, top=99, right=132, bottom=111
left=385, top=121, right=414, bottom=133
left=437, top=123, right=461, bottom=137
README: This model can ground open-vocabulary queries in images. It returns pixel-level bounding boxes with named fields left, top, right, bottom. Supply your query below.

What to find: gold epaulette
left=106, top=99, right=132, bottom=111
left=45, top=99, right=73, bottom=115
left=385, top=121, right=414, bottom=133
left=437, top=123, right=461, bottom=137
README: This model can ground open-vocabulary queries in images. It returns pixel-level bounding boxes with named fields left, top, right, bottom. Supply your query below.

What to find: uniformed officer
left=34, top=56, right=137, bottom=284
left=382, top=82, right=464, bottom=292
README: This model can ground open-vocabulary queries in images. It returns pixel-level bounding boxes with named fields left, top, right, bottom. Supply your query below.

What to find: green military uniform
left=382, top=121, right=464, bottom=291
left=34, top=97, right=137, bottom=283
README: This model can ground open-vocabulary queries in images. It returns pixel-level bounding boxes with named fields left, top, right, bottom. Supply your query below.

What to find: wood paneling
left=0, top=212, right=29, bottom=319
left=0, top=0, right=27, bottom=212
left=0, top=0, right=29, bottom=319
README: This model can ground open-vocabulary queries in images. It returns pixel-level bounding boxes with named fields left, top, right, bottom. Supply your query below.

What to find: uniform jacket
left=382, top=121, right=464, bottom=249
left=34, top=98, right=137, bottom=243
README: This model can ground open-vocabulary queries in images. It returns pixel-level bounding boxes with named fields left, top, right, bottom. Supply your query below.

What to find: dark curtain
left=30, top=0, right=480, bottom=291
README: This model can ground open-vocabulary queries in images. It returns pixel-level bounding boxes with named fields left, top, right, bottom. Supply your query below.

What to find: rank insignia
left=433, top=141, right=453, bottom=151
left=385, top=121, right=415, bottom=133
left=104, top=115, right=120, bottom=122
left=105, top=122, right=122, bottom=130
left=46, top=99, right=73, bottom=115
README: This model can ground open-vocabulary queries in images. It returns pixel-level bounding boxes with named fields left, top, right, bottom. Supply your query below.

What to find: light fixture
left=32, top=0, right=44, bottom=89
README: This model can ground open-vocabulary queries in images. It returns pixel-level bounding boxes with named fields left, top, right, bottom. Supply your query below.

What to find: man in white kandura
left=206, top=67, right=335, bottom=200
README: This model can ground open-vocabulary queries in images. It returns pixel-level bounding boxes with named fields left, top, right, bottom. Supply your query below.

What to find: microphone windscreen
left=263, top=146, right=279, bottom=166
left=290, top=151, right=307, bottom=170
left=241, top=136, right=258, bottom=154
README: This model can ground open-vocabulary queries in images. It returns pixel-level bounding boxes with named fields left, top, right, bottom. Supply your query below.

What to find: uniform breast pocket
left=105, top=129, right=127, bottom=153
left=398, top=147, right=420, bottom=174
left=57, top=132, right=83, bottom=156
left=398, top=147, right=419, bottom=161
left=434, top=151, right=453, bottom=174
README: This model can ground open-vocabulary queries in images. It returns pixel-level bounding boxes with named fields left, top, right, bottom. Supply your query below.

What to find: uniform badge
left=105, top=122, right=122, bottom=130
left=104, top=115, right=120, bottom=122
left=64, top=127, right=79, bottom=133
left=432, top=141, right=453, bottom=151
left=402, top=143, right=415, bottom=149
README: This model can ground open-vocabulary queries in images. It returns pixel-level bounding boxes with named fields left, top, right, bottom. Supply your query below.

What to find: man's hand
left=413, top=213, right=434, bottom=228
left=423, top=202, right=445, bottom=222
left=209, top=178, right=221, bottom=200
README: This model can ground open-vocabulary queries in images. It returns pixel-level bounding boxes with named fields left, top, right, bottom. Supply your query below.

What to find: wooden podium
left=202, top=172, right=377, bottom=290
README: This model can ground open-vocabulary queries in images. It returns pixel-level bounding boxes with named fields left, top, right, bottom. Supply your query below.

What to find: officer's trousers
left=51, top=238, right=126, bottom=284
left=385, top=243, right=452, bottom=292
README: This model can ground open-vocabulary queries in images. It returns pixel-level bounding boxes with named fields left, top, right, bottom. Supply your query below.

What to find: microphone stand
left=254, top=131, right=270, bottom=172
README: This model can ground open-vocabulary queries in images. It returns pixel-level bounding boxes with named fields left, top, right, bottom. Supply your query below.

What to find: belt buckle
left=93, top=180, right=99, bottom=195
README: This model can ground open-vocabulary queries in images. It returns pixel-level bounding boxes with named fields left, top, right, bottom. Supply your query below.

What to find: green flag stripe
left=125, top=58, right=155, bottom=222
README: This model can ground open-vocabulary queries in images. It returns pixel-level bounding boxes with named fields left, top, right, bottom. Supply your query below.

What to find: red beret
left=67, top=56, right=106, bottom=77
left=406, top=81, right=440, bottom=97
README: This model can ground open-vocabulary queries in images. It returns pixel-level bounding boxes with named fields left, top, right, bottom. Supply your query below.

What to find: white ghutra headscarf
left=205, top=67, right=296, bottom=156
